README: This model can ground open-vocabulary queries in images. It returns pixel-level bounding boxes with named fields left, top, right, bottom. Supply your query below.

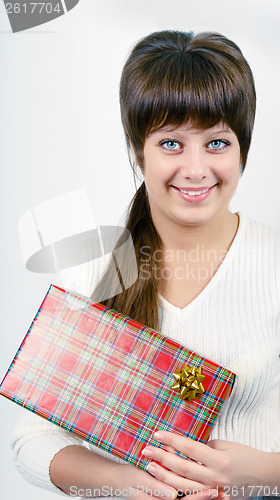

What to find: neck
left=151, top=208, right=239, bottom=253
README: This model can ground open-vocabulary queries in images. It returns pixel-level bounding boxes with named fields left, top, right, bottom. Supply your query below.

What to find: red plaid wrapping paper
left=0, top=284, right=236, bottom=469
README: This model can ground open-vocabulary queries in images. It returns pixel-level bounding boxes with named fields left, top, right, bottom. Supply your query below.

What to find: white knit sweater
left=11, top=212, right=280, bottom=497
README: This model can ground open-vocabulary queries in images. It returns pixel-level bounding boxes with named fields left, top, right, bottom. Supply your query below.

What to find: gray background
left=1, top=0, right=280, bottom=499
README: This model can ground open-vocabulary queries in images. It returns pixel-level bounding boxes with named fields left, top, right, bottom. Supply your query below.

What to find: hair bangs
left=143, top=53, right=235, bottom=137
left=120, top=30, right=256, bottom=170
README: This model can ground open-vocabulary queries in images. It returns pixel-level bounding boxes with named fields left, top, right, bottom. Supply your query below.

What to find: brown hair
left=91, top=30, right=256, bottom=329
left=120, top=30, right=256, bottom=172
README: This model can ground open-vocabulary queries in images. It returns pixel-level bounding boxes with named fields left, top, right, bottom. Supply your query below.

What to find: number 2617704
left=223, top=486, right=279, bottom=497
left=5, top=3, right=61, bottom=14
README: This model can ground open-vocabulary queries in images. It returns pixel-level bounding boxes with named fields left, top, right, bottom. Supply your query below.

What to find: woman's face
left=141, top=122, right=241, bottom=228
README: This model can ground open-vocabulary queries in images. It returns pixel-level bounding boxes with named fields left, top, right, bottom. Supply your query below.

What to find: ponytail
left=91, top=182, right=162, bottom=330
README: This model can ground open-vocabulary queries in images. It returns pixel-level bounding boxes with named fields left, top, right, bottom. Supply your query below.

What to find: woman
left=12, top=30, right=280, bottom=500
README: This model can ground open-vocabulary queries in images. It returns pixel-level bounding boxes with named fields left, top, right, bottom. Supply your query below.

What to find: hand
left=113, top=462, right=214, bottom=500
left=141, top=431, right=277, bottom=500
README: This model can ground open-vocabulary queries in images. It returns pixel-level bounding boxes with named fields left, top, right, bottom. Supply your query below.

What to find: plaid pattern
left=0, top=284, right=235, bottom=469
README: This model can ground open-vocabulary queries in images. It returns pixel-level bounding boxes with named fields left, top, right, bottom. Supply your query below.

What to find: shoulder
left=237, top=213, right=280, bottom=292
left=57, top=226, right=136, bottom=300
left=59, top=252, right=111, bottom=298
left=239, top=212, right=280, bottom=253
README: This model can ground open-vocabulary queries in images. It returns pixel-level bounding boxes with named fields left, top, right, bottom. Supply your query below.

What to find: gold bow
left=171, top=365, right=205, bottom=401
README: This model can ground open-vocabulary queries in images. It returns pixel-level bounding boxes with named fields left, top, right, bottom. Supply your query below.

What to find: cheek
left=143, top=160, right=172, bottom=191
left=216, top=156, right=240, bottom=183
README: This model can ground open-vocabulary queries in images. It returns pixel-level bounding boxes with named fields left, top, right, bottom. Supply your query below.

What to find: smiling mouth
left=172, top=184, right=218, bottom=196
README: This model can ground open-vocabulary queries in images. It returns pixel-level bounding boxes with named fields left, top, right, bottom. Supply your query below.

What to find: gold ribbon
left=171, top=365, right=205, bottom=402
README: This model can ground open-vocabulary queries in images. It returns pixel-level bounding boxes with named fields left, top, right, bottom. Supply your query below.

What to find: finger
left=142, top=446, right=212, bottom=485
left=180, top=488, right=217, bottom=500
left=127, top=491, right=174, bottom=500
left=165, top=445, right=177, bottom=454
left=153, top=431, right=219, bottom=465
left=146, top=460, right=209, bottom=493
left=138, top=469, right=177, bottom=500
left=207, top=439, right=232, bottom=451
left=129, top=485, right=176, bottom=500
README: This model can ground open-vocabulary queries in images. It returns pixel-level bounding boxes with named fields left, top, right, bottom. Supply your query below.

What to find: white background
left=0, top=0, right=280, bottom=499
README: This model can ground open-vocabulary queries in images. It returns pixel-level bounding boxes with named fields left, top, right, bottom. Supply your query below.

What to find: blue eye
left=160, top=140, right=180, bottom=151
left=211, top=140, right=222, bottom=148
left=208, top=139, right=230, bottom=150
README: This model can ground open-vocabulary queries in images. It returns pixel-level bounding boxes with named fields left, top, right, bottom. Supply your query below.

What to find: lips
left=171, top=183, right=218, bottom=204
left=174, top=186, right=213, bottom=191
left=172, top=184, right=218, bottom=196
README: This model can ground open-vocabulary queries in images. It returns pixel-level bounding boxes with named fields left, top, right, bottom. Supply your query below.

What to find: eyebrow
left=212, top=129, right=232, bottom=134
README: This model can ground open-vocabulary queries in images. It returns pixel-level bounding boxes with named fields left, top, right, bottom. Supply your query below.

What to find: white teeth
left=179, top=188, right=209, bottom=196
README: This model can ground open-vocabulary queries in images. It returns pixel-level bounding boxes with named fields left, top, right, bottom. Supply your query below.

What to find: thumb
left=207, top=439, right=231, bottom=451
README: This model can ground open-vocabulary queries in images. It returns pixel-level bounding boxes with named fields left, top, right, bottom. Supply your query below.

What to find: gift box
left=0, top=284, right=235, bottom=469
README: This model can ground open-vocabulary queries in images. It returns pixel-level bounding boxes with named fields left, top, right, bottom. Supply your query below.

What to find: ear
left=128, top=143, right=145, bottom=176
left=129, top=144, right=137, bottom=165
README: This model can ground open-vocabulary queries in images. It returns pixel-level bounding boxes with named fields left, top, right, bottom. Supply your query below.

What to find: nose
left=179, top=147, right=209, bottom=181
